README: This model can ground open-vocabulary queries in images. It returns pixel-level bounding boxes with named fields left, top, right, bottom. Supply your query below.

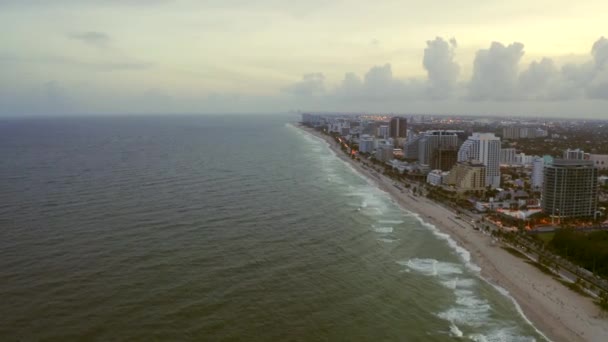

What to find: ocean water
left=0, top=114, right=547, bottom=341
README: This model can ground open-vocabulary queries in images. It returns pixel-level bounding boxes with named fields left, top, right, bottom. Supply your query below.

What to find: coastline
left=296, top=123, right=608, bottom=342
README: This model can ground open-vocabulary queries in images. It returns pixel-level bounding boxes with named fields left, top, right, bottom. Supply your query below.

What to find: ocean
left=0, top=114, right=547, bottom=341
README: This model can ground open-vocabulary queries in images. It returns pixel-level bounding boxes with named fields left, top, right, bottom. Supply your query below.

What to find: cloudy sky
left=0, top=0, right=607, bottom=117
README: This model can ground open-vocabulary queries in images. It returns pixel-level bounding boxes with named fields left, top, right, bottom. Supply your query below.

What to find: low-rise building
left=589, top=154, right=608, bottom=170
left=426, top=169, right=448, bottom=186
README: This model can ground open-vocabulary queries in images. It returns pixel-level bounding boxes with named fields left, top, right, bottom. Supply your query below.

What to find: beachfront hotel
left=444, top=161, right=487, bottom=192
left=457, top=133, right=501, bottom=188
left=541, top=159, right=599, bottom=219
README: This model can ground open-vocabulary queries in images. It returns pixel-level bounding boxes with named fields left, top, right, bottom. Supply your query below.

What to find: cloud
left=513, top=36, right=608, bottom=100
left=242, top=36, right=608, bottom=106
left=468, top=41, right=524, bottom=101
left=68, top=31, right=110, bottom=47
left=517, top=58, right=563, bottom=100
left=592, top=36, right=608, bottom=69
left=587, top=36, right=608, bottom=99
left=282, top=73, right=325, bottom=96
left=423, top=37, right=460, bottom=99
left=0, top=53, right=152, bottom=71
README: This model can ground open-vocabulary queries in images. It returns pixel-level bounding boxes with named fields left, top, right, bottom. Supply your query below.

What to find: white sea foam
left=377, top=238, right=399, bottom=243
left=399, top=258, right=463, bottom=277
left=378, top=219, right=404, bottom=224
left=449, top=322, right=464, bottom=338
left=437, top=305, right=491, bottom=328
left=469, top=327, right=537, bottom=342
left=441, top=277, right=476, bottom=290
left=372, top=226, right=394, bottom=234
left=486, top=283, right=551, bottom=342
left=411, top=213, right=482, bottom=273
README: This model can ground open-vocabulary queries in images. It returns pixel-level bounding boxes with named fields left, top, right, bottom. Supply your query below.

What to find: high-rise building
left=389, top=117, right=407, bottom=139
left=500, top=148, right=516, bottom=165
left=403, top=134, right=422, bottom=160
left=417, top=130, right=461, bottom=169
left=431, top=148, right=458, bottom=171
left=531, top=157, right=544, bottom=189
left=358, top=135, right=375, bottom=154
left=502, top=126, right=548, bottom=140
left=375, top=144, right=394, bottom=162
left=502, top=126, right=521, bottom=140
left=542, top=160, right=598, bottom=219
left=377, top=125, right=389, bottom=139
left=458, top=133, right=501, bottom=188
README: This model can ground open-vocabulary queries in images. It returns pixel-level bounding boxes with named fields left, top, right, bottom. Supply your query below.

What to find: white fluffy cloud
left=283, top=36, right=608, bottom=104
left=468, top=42, right=524, bottom=101
left=423, top=37, right=460, bottom=99
left=282, top=73, right=326, bottom=96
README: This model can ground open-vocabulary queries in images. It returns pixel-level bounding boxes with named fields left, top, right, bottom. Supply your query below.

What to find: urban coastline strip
left=296, top=114, right=608, bottom=342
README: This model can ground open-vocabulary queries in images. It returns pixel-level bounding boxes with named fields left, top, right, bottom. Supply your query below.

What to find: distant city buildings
left=502, top=126, right=548, bottom=140
left=300, top=113, right=606, bottom=224
left=500, top=148, right=516, bottom=165
left=542, top=160, right=599, bottom=219
left=458, top=133, right=501, bottom=188
left=377, top=125, right=389, bottom=139
left=389, top=117, right=407, bottom=139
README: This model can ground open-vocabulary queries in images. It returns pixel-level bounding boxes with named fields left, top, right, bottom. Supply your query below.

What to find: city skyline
left=1, top=1, right=607, bottom=117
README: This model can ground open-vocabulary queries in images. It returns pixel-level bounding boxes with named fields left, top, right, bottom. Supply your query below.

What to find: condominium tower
left=542, top=160, right=598, bottom=219
left=457, top=133, right=501, bottom=188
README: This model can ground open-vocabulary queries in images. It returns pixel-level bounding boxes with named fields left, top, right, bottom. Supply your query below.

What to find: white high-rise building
left=358, top=135, right=375, bottom=154
left=458, top=133, right=501, bottom=188
left=532, top=157, right=544, bottom=189
left=500, top=148, right=516, bottom=165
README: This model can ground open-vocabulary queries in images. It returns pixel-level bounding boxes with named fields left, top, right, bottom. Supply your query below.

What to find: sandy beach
left=299, top=124, right=608, bottom=342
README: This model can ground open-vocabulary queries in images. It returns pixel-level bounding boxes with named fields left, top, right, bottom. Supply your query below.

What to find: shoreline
left=296, top=123, right=608, bottom=342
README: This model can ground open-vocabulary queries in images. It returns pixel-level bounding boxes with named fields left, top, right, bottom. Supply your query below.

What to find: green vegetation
left=597, top=292, right=608, bottom=313
left=536, top=232, right=555, bottom=245
left=549, top=229, right=608, bottom=277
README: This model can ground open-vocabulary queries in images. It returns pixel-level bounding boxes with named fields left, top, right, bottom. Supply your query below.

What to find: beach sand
left=299, top=124, right=608, bottom=342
